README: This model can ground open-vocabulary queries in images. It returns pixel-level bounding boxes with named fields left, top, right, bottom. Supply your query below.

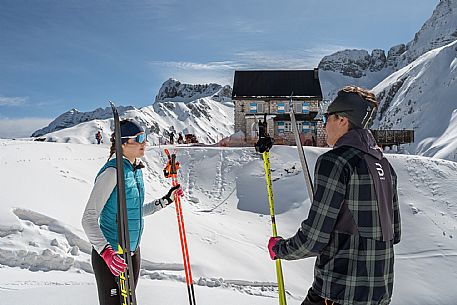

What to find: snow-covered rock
left=319, top=0, right=457, bottom=99
left=372, top=40, right=457, bottom=161
left=399, top=0, right=457, bottom=68
left=155, top=78, right=230, bottom=104
left=318, top=50, right=393, bottom=100
left=319, top=49, right=388, bottom=78
left=317, top=0, right=457, bottom=162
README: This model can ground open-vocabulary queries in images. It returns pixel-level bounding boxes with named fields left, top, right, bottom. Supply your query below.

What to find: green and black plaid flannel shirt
left=274, top=129, right=401, bottom=305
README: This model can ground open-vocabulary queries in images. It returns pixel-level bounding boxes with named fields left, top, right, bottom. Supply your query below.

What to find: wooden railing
left=370, top=129, right=414, bottom=146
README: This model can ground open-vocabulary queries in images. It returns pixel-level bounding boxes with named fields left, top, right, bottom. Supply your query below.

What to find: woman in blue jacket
left=82, top=120, right=182, bottom=305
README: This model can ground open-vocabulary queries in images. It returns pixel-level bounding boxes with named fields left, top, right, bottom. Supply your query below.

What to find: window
left=302, top=102, right=310, bottom=114
left=250, top=102, right=257, bottom=113
left=295, top=102, right=302, bottom=113
left=257, top=102, right=264, bottom=113
left=277, top=102, right=285, bottom=114
left=285, top=121, right=292, bottom=132
left=277, top=121, right=285, bottom=133
left=303, top=121, right=310, bottom=132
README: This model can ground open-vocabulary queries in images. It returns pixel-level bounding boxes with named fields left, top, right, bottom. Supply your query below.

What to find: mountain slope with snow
left=32, top=79, right=234, bottom=145
left=319, top=0, right=457, bottom=99
left=1, top=139, right=457, bottom=304
left=31, top=106, right=135, bottom=137
left=399, top=0, right=457, bottom=68
left=372, top=40, right=457, bottom=161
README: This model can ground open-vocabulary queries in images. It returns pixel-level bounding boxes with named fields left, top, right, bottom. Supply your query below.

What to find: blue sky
left=0, top=0, right=439, bottom=137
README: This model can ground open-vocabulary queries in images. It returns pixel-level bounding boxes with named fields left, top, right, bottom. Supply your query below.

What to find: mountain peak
left=155, top=78, right=226, bottom=104
left=31, top=105, right=135, bottom=137
left=318, top=0, right=457, bottom=100
left=319, top=49, right=388, bottom=78
left=400, top=0, right=457, bottom=66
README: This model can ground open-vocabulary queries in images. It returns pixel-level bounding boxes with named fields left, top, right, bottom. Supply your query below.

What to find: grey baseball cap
left=327, top=91, right=376, bottom=128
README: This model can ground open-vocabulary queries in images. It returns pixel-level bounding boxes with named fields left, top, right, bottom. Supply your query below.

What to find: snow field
left=0, top=140, right=457, bottom=304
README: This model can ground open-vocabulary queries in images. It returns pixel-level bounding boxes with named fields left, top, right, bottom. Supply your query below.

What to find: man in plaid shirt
left=268, top=86, right=401, bottom=305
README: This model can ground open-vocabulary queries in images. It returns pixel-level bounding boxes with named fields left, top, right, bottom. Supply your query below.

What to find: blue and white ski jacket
left=98, top=158, right=144, bottom=252
left=82, top=157, right=172, bottom=254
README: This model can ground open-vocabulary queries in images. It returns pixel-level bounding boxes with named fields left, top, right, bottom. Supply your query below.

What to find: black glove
left=155, top=184, right=182, bottom=208
left=255, top=136, right=273, bottom=153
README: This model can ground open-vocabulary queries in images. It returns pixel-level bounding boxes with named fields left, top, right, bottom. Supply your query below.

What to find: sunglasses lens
left=136, top=133, right=146, bottom=143
left=322, top=114, right=328, bottom=125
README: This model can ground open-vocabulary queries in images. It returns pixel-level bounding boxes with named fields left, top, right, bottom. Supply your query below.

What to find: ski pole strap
left=157, top=184, right=181, bottom=207
left=255, top=114, right=273, bottom=153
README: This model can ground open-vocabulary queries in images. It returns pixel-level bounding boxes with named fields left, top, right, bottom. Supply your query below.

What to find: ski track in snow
left=197, top=148, right=258, bottom=214
left=184, top=148, right=197, bottom=205
left=213, top=150, right=224, bottom=200
left=396, top=248, right=457, bottom=260
left=141, top=270, right=300, bottom=300
left=0, top=280, right=93, bottom=289
left=404, top=156, right=456, bottom=238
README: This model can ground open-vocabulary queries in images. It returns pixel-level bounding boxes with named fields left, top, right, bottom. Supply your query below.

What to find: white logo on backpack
left=375, top=163, right=385, bottom=180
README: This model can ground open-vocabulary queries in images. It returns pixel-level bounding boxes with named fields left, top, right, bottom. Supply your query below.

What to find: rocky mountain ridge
left=319, top=0, right=457, bottom=99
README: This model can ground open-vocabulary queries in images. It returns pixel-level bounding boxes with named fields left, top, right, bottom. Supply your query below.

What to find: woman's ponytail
left=107, top=132, right=116, bottom=162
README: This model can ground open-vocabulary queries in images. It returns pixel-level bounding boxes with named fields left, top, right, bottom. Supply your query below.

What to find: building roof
left=232, top=70, right=322, bottom=98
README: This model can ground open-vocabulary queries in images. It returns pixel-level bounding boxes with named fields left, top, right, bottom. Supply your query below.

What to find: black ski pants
left=301, top=288, right=341, bottom=305
left=91, top=247, right=141, bottom=305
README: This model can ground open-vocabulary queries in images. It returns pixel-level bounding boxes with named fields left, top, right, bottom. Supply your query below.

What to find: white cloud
left=0, top=96, right=28, bottom=106
left=0, top=118, right=53, bottom=139
left=149, top=60, right=243, bottom=86
left=149, top=45, right=353, bottom=86
left=234, top=44, right=353, bottom=69
left=149, top=60, right=244, bottom=71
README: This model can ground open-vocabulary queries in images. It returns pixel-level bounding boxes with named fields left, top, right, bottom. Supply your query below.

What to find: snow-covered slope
left=31, top=106, right=135, bottom=137
left=399, top=0, right=457, bottom=68
left=372, top=40, right=457, bottom=161
left=1, top=140, right=457, bottom=304
left=32, top=79, right=234, bottom=145
left=316, top=0, right=457, bottom=161
left=319, top=0, right=457, bottom=99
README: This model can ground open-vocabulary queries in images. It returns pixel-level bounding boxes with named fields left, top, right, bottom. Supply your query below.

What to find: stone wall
left=316, top=121, right=327, bottom=147
left=233, top=98, right=326, bottom=146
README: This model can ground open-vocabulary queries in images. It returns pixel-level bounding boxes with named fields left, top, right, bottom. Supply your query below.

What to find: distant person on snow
left=169, top=131, right=175, bottom=145
left=177, top=132, right=184, bottom=144
left=82, top=120, right=184, bottom=305
left=267, top=86, right=401, bottom=305
left=95, top=130, right=102, bottom=144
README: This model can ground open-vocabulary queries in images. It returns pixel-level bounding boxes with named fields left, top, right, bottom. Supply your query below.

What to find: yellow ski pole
left=255, top=114, right=287, bottom=305
left=263, top=151, right=287, bottom=305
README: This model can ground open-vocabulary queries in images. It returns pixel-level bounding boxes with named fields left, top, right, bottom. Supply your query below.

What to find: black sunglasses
left=322, top=110, right=352, bottom=125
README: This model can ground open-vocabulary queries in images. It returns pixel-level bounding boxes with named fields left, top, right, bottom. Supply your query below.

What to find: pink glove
left=101, top=245, right=127, bottom=276
left=268, top=237, right=282, bottom=260
left=174, top=187, right=184, bottom=198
